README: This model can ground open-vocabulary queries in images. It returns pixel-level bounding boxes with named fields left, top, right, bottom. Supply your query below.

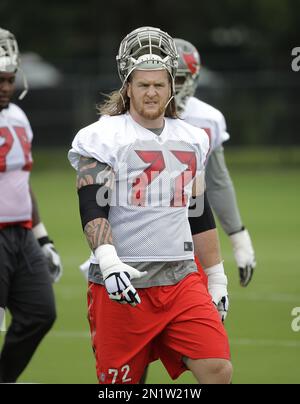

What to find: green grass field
left=1, top=147, right=300, bottom=384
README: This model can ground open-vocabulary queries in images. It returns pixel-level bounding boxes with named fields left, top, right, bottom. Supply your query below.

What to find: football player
left=69, top=26, right=232, bottom=384
left=174, top=38, right=256, bottom=287
left=0, top=27, right=62, bottom=383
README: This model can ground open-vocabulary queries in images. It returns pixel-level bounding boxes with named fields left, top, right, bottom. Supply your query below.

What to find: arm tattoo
left=76, top=156, right=115, bottom=250
left=76, top=156, right=115, bottom=190
left=84, top=218, right=113, bottom=251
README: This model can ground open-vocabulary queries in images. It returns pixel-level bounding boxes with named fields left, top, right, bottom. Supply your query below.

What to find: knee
left=187, top=357, right=233, bottom=384
left=210, top=360, right=233, bottom=384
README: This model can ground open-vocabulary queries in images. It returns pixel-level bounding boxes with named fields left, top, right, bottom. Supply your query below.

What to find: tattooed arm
left=76, top=156, right=114, bottom=251
left=84, top=219, right=112, bottom=251
left=76, top=155, right=146, bottom=306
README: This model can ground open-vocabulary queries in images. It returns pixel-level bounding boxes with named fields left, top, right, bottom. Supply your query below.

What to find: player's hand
left=104, top=265, right=144, bottom=306
left=40, top=240, right=63, bottom=283
left=32, top=222, right=63, bottom=283
left=229, top=228, right=256, bottom=287
left=215, top=295, right=229, bottom=323
left=204, top=263, right=229, bottom=322
left=95, top=244, right=147, bottom=307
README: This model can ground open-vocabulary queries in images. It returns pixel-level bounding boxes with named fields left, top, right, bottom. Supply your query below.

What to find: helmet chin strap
left=163, top=94, right=174, bottom=111
left=119, top=90, right=126, bottom=109
left=18, top=67, right=28, bottom=100
left=163, top=77, right=176, bottom=111
left=118, top=81, right=127, bottom=109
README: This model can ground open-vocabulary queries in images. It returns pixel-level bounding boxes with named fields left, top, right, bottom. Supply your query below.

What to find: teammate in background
left=174, top=38, right=256, bottom=287
left=69, top=26, right=232, bottom=384
left=0, top=27, right=62, bottom=383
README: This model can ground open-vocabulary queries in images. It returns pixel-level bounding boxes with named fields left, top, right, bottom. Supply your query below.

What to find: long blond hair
left=97, top=76, right=178, bottom=118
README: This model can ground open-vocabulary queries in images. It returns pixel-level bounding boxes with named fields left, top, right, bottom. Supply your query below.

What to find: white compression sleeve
left=205, top=146, right=243, bottom=235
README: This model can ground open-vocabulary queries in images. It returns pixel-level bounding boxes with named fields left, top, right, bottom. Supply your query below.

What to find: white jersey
left=0, top=103, right=33, bottom=224
left=69, top=113, right=209, bottom=263
left=181, top=96, right=230, bottom=155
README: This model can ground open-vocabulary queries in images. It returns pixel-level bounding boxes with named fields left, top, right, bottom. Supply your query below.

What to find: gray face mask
left=116, top=26, right=179, bottom=92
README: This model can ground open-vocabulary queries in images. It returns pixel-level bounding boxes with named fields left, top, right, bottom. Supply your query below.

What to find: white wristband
left=94, top=244, right=122, bottom=278
left=203, top=261, right=225, bottom=276
left=229, top=229, right=252, bottom=251
left=32, top=222, right=48, bottom=239
left=204, top=262, right=227, bottom=286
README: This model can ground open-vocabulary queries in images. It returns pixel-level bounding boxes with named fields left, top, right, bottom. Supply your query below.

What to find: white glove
left=229, top=228, right=256, bottom=287
left=79, top=259, right=90, bottom=281
left=95, top=244, right=147, bottom=307
left=204, top=262, right=229, bottom=322
left=40, top=243, right=63, bottom=283
left=33, top=223, right=63, bottom=283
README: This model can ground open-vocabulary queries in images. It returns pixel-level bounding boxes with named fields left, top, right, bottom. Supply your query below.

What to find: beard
left=131, top=95, right=168, bottom=120
left=140, top=106, right=164, bottom=120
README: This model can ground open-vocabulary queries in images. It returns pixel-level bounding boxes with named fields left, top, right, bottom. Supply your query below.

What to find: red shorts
left=87, top=272, right=230, bottom=384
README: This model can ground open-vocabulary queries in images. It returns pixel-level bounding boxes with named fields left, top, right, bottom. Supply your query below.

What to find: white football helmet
left=174, top=38, right=201, bottom=110
left=116, top=26, right=179, bottom=92
left=0, top=27, right=28, bottom=99
left=0, top=28, right=19, bottom=73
